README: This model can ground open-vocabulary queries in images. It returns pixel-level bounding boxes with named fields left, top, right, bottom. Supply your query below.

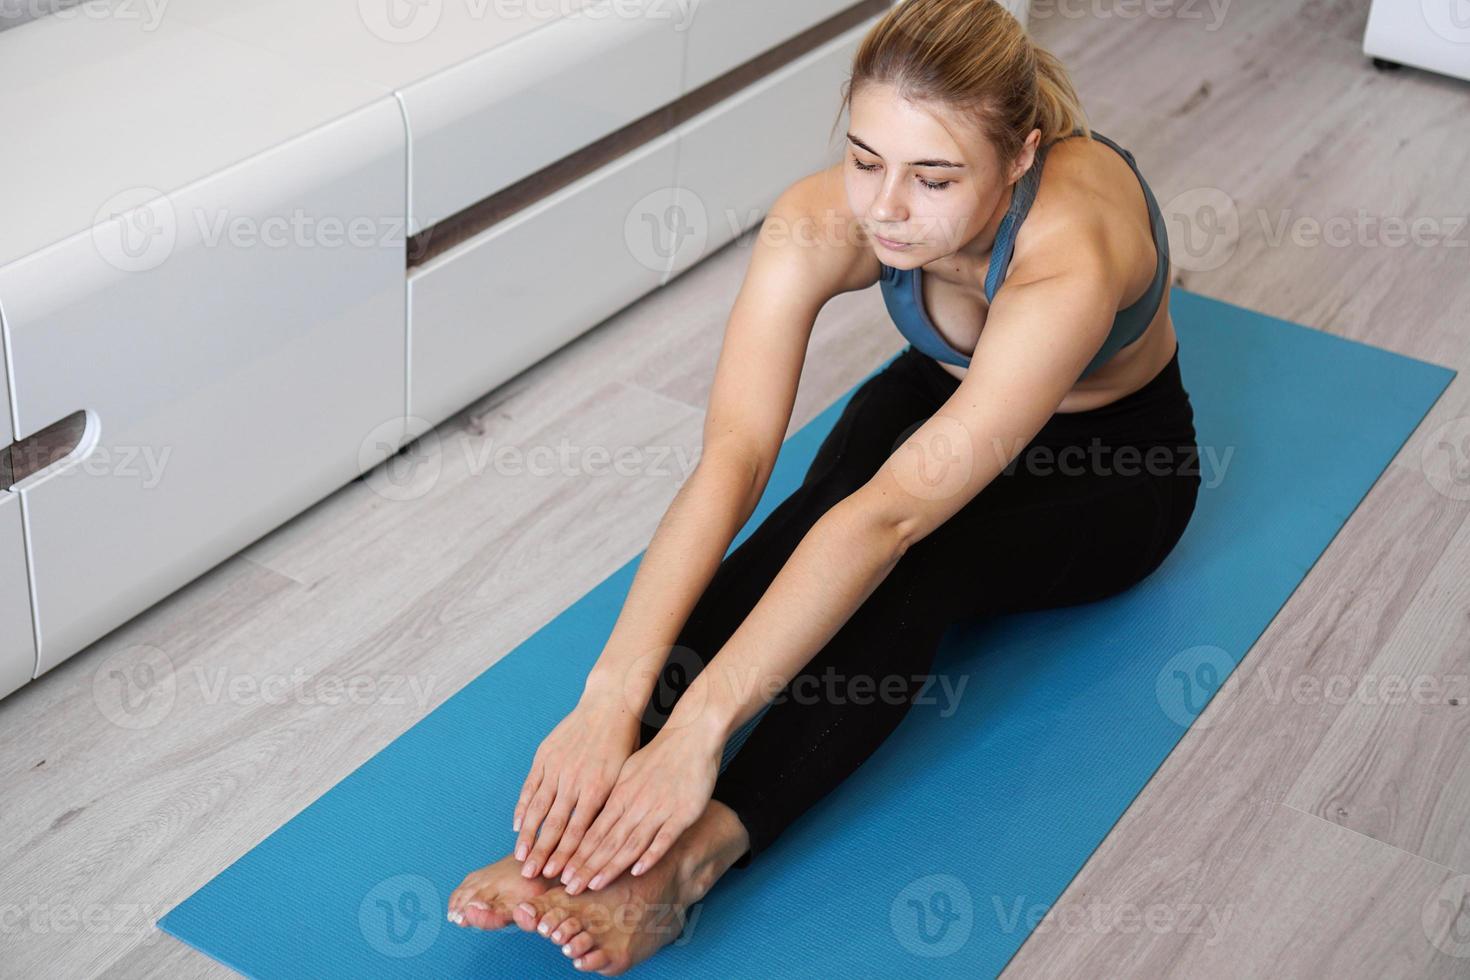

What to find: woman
left=448, top=0, right=1200, bottom=972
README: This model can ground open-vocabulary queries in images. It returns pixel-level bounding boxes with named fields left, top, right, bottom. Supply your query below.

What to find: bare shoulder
left=1009, top=135, right=1152, bottom=290
left=764, top=162, right=883, bottom=298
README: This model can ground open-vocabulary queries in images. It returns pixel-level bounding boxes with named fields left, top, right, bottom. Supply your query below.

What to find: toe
left=536, top=906, right=568, bottom=939
left=549, top=915, right=582, bottom=945
left=562, top=931, right=596, bottom=958
left=572, top=948, right=610, bottom=972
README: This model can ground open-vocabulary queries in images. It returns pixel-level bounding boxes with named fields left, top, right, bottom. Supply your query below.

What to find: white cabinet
left=408, top=133, right=680, bottom=427
left=1364, top=0, right=1470, bottom=81
left=682, top=0, right=860, bottom=92
left=402, top=0, right=686, bottom=233
left=0, top=492, right=33, bottom=700
left=668, top=17, right=873, bottom=276
left=2, top=98, right=407, bottom=675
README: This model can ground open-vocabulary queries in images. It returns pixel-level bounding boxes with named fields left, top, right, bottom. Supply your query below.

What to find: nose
left=870, top=176, right=907, bottom=224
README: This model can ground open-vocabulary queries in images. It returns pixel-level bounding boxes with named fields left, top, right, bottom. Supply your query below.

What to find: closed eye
left=851, top=158, right=952, bottom=191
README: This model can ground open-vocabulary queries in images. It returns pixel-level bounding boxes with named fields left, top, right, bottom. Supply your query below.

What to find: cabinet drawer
left=669, top=16, right=873, bottom=275
left=408, top=132, right=679, bottom=428
left=402, top=0, right=684, bottom=234
left=3, top=98, right=407, bottom=675
left=683, top=0, right=858, bottom=92
left=0, top=491, right=35, bottom=700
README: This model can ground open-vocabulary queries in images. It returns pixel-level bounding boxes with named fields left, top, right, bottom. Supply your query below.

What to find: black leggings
left=638, top=343, right=1202, bottom=868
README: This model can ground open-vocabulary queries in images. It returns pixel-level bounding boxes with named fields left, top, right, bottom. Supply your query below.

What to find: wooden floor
left=4, top=0, right=1469, bottom=976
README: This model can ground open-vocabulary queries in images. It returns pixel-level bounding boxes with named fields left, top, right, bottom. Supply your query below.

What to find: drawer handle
left=5, top=410, right=91, bottom=490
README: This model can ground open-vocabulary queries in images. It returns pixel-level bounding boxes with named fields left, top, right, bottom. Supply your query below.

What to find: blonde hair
left=834, top=0, right=1092, bottom=171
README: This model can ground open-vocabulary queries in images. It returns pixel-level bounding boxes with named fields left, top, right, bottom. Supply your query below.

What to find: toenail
left=562, top=943, right=572, bottom=955
left=465, top=901, right=488, bottom=911
left=518, top=902, right=536, bottom=917
left=537, top=921, right=548, bottom=935
left=446, top=911, right=463, bottom=925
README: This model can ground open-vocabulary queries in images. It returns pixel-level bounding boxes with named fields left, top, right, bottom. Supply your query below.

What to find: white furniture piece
left=1364, top=0, right=1470, bottom=81
left=0, top=0, right=893, bottom=700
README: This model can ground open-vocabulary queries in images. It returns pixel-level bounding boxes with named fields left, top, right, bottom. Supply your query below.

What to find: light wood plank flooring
left=3, top=0, right=1468, bottom=976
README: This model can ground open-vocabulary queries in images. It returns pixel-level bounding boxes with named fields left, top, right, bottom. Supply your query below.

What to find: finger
left=630, top=819, right=684, bottom=877
left=512, top=761, right=545, bottom=833
left=561, top=797, right=624, bottom=888
left=523, top=789, right=575, bottom=878
left=571, top=808, right=644, bottom=894
left=544, top=783, right=611, bottom=879
left=587, top=818, right=660, bottom=891
left=514, top=778, right=558, bottom=865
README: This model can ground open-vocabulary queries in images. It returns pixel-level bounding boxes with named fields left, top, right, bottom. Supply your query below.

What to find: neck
left=954, top=177, right=1018, bottom=265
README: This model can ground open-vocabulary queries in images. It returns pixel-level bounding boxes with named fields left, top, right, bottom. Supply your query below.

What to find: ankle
left=676, top=801, right=750, bottom=901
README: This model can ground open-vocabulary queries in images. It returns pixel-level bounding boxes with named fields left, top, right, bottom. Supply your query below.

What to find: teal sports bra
left=877, top=130, right=1168, bottom=379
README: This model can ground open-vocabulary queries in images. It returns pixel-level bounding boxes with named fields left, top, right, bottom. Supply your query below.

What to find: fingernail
left=515, top=842, right=527, bottom=860
left=631, top=861, right=643, bottom=875
left=513, top=815, right=521, bottom=832
left=588, top=874, right=602, bottom=890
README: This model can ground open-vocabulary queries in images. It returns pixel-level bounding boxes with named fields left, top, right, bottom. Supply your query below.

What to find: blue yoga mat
left=159, top=288, right=1454, bottom=977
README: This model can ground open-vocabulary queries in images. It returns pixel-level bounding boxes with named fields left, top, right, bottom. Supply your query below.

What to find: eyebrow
left=846, top=132, right=967, bottom=168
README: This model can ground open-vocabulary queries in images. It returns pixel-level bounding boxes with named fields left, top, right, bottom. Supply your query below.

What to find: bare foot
left=448, top=852, right=558, bottom=931
left=510, top=800, right=749, bottom=974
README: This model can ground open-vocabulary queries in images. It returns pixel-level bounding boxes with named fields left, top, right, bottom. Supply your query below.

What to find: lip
left=872, top=233, right=915, bottom=250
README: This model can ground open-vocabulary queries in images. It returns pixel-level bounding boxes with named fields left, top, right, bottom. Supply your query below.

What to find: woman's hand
left=512, top=693, right=641, bottom=881
left=558, top=717, right=725, bottom=895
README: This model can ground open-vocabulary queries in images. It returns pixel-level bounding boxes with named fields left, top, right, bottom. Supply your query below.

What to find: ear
left=1010, top=128, right=1042, bottom=181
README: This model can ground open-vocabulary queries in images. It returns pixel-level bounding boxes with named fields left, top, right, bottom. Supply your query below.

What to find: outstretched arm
left=558, top=255, right=1121, bottom=894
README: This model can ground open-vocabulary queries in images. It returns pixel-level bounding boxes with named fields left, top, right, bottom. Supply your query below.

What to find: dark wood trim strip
left=406, top=0, right=885, bottom=269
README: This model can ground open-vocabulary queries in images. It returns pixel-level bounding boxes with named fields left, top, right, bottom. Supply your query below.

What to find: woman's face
left=844, top=82, right=1032, bottom=267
